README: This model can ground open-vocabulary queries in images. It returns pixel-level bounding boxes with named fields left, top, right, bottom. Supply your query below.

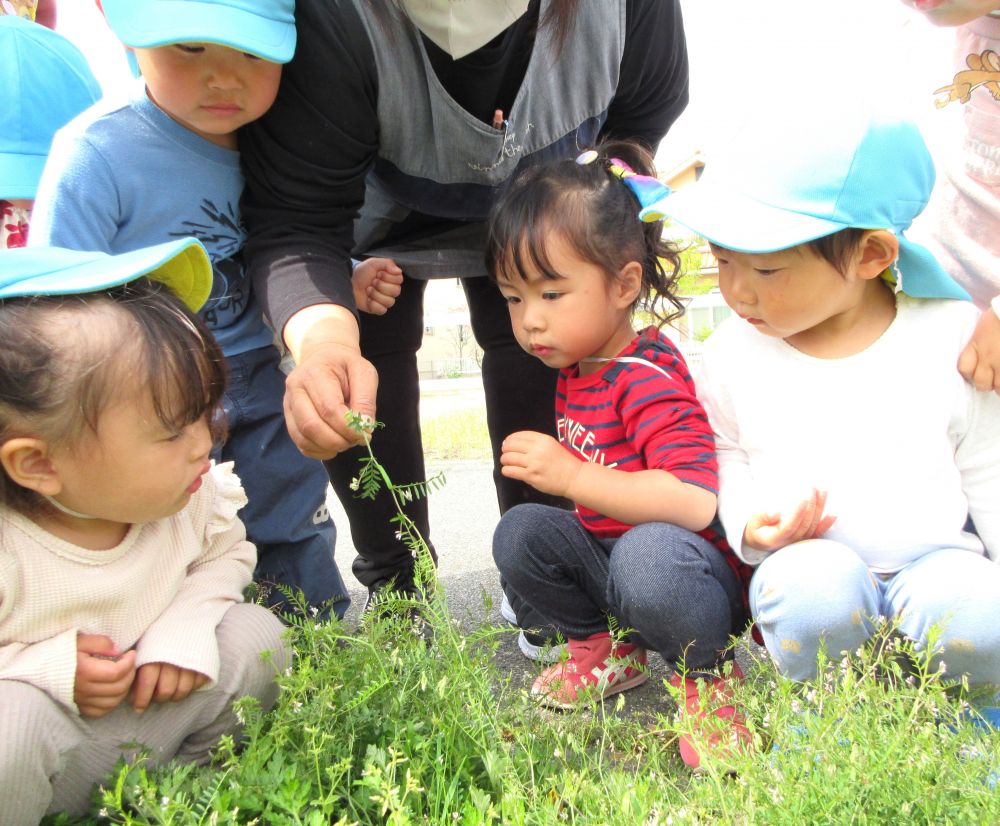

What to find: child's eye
left=502, top=295, right=520, bottom=305
left=754, top=268, right=779, bottom=276
left=243, top=52, right=262, bottom=61
left=542, top=291, right=561, bottom=301
left=175, top=43, right=204, bottom=54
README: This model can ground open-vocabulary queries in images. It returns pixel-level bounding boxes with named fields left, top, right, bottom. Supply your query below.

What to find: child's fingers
left=153, top=664, right=182, bottom=704
left=130, top=662, right=161, bottom=712
left=76, top=633, right=120, bottom=658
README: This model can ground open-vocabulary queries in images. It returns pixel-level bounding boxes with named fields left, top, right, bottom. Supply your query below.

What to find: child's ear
left=0, top=438, right=62, bottom=496
left=614, top=261, right=643, bottom=308
left=855, top=230, right=900, bottom=281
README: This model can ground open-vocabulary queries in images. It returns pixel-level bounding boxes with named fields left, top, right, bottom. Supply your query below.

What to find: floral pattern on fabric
left=1, top=200, right=30, bottom=248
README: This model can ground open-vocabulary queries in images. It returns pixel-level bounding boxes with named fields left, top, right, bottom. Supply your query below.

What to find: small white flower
left=349, top=478, right=360, bottom=491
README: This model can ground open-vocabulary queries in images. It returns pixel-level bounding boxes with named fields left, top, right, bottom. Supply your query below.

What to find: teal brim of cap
left=0, top=151, right=46, bottom=201
left=101, top=0, right=296, bottom=63
left=0, top=239, right=213, bottom=312
left=650, top=184, right=971, bottom=303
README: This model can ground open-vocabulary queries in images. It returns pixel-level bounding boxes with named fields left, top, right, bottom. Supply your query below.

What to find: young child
left=30, top=0, right=402, bottom=619
left=0, top=15, right=100, bottom=248
left=0, top=240, right=289, bottom=825
left=656, top=103, right=1000, bottom=724
left=487, top=142, right=753, bottom=769
left=901, top=1, right=1000, bottom=394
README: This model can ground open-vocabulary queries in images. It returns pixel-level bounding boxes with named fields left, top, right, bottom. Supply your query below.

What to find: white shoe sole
left=518, top=630, right=568, bottom=663
left=500, top=593, right=517, bottom=625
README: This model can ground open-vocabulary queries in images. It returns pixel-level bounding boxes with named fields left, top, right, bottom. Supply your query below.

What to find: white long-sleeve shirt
left=696, top=296, right=1000, bottom=570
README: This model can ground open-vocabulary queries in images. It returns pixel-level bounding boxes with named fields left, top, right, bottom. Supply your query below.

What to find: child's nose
left=189, top=418, right=213, bottom=459
left=206, top=60, right=243, bottom=90
left=521, top=302, right=545, bottom=332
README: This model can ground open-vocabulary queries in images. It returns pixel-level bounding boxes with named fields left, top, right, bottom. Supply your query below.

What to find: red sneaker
left=531, top=631, right=647, bottom=709
left=669, top=663, right=752, bottom=769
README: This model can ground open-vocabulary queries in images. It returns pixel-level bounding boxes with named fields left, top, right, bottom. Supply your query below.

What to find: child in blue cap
left=0, top=15, right=100, bottom=248
left=31, top=0, right=403, bottom=620
left=656, top=100, right=1000, bottom=725
left=0, top=242, right=288, bottom=824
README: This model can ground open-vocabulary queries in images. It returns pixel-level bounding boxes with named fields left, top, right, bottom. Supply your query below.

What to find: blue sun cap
left=646, top=102, right=969, bottom=302
left=102, top=0, right=296, bottom=64
left=0, top=17, right=102, bottom=200
left=0, top=239, right=213, bottom=312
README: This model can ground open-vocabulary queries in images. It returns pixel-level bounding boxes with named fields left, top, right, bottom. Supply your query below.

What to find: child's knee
left=216, top=603, right=289, bottom=708
left=491, top=503, right=549, bottom=572
left=0, top=681, right=82, bottom=822
left=751, top=541, right=876, bottom=668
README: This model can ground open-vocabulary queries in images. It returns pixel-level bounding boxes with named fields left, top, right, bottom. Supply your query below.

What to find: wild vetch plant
left=56, top=419, right=1000, bottom=824
left=345, top=411, right=444, bottom=605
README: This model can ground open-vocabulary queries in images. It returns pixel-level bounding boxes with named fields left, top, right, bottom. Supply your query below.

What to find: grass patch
left=421, top=405, right=491, bottom=462
left=58, top=602, right=1000, bottom=825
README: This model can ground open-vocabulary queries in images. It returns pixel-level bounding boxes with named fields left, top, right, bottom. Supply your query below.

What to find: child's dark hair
left=806, top=228, right=870, bottom=275
left=0, top=278, right=227, bottom=514
left=486, top=140, right=685, bottom=326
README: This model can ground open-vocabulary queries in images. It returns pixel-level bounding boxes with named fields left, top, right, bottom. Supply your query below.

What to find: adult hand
left=957, top=306, right=1000, bottom=394
left=131, top=662, right=209, bottom=713
left=500, top=430, right=581, bottom=498
left=282, top=305, right=379, bottom=459
left=74, top=634, right=137, bottom=718
left=743, top=488, right=837, bottom=554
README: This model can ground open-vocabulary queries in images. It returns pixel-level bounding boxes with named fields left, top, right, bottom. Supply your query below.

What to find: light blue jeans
left=750, top=539, right=1000, bottom=685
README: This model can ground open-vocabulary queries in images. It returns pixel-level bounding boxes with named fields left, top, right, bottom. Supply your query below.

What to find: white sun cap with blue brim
left=643, top=102, right=970, bottom=302
left=101, top=0, right=297, bottom=64
left=0, top=238, right=213, bottom=312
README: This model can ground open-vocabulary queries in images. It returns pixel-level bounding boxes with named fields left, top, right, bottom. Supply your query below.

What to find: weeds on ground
left=56, top=419, right=1000, bottom=824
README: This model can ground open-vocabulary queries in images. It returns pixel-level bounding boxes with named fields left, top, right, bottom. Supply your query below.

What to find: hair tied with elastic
left=575, top=150, right=672, bottom=223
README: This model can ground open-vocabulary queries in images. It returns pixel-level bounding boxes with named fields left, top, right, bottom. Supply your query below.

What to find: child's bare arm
left=352, top=257, right=403, bottom=316
left=957, top=304, right=1000, bottom=395
left=499, top=430, right=717, bottom=531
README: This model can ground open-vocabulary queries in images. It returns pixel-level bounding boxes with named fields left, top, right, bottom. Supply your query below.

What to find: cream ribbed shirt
left=0, top=462, right=255, bottom=714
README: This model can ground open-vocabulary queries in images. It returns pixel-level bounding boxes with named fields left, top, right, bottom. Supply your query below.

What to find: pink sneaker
left=531, top=632, right=648, bottom=709
left=669, top=662, right=752, bottom=769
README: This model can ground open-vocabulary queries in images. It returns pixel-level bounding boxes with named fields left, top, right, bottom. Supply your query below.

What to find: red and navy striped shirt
left=556, top=327, right=754, bottom=617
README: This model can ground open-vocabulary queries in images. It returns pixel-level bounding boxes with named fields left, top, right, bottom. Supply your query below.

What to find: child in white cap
left=0, top=241, right=289, bottom=824
left=31, top=0, right=402, bottom=620
left=656, top=99, right=1000, bottom=727
left=0, top=15, right=100, bottom=248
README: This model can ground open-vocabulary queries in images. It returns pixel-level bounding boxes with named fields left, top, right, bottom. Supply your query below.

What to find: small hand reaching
left=743, top=487, right=837, bottom=554
left=74, top=633, right=137, bottom=718
left=957, top=306, right=1000, bottom=394
left=352, top=257, right=404, bottom=316
left=500, top=430, right=581, bottom=497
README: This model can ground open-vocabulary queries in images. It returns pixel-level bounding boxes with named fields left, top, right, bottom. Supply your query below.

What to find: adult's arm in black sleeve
left=601, top=0, right=689, bottom=152
left=239, top=0, right=379, bottom=340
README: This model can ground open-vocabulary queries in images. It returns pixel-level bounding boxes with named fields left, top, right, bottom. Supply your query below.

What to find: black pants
left=324, top=273, right=570, bottom=589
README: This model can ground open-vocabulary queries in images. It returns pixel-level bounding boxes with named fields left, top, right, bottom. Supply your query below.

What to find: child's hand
left=74, top=633, right=137, bottom=718
left=500, top=430, right=581, bottom=497
left=743, top=488, right=837, bottom=554
left=352, top=257, right=404, bottom=316
left=958, top=307, right=1000, bottom=394
left=131, top=662, right=210, bottom=713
